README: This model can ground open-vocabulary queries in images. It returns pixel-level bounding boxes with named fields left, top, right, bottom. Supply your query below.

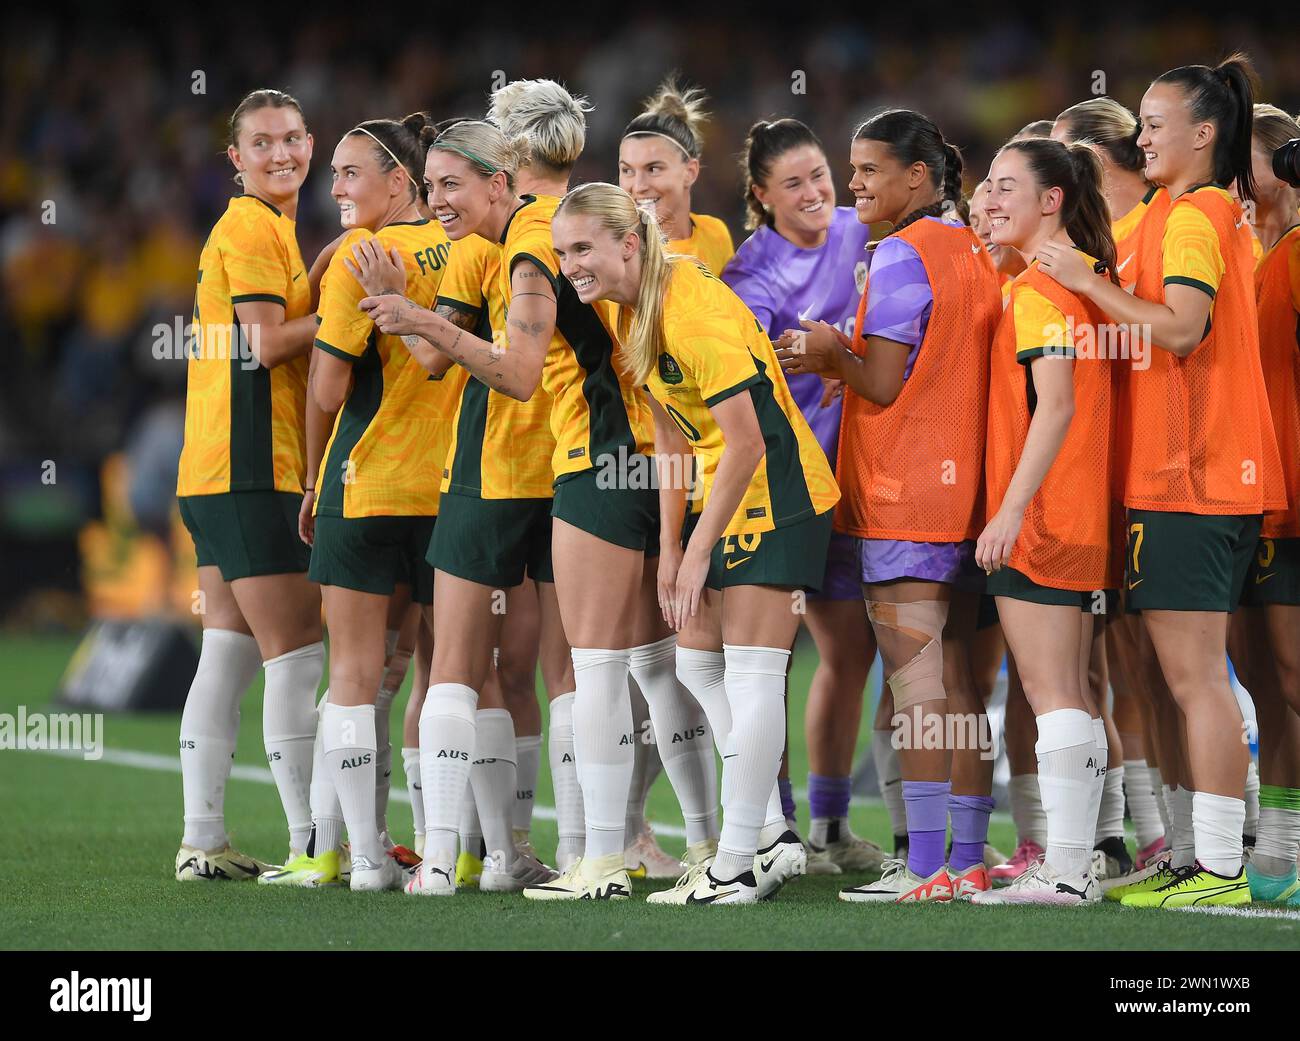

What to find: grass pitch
left=2, top=633, right=1297, bottom=950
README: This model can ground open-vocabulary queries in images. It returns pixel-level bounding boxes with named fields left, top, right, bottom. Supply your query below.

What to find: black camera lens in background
left=1274, top=138, right=1300, bottom=188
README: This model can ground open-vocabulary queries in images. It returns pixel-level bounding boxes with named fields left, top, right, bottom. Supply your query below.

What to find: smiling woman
left=175, top=89, right=326, bottom=886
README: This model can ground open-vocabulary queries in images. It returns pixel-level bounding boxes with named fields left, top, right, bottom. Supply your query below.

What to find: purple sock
left=903, top=780, right=951, bottom=878
left=778, top=778, right=796, bottom=822
left=808, top=773, right=852, bottom=820
left=948, top=793, right=996, bottom=871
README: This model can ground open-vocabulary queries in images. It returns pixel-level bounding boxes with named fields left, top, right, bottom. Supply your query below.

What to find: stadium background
left=3, top=7, right=1299, bottom=949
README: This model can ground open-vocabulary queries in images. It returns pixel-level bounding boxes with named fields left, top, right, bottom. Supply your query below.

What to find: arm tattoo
left=434, top=303, right=478, bottom=331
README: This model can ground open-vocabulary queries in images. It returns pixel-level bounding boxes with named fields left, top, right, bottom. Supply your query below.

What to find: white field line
left=1176, top=905, right=1300, bottom=922
left=35, top=745, right=688, bottom=840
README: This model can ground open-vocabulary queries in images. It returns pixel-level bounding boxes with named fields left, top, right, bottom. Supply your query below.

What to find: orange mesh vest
left=1256, top=225, right=1300, bottom=537
left=986, top=267, right=1116, bottom=591
left=835, top=220, right=1002, bottom=541
left=1126, top=188, right=1285, bottom=514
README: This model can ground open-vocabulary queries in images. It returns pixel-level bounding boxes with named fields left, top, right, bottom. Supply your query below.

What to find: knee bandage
left=867, top=600, right=947, bottom=713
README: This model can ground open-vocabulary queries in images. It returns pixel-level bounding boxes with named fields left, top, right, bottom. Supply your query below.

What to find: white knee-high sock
left=180, top=629, right=262, bottom=850
left=548, top=691, right=584, bottom=867
left=1008, top=774, right=1048, bottom=848
left=1035, top=708, right=1097, bottom=876
left=322, top=701, right=382, bottom=865
left=630, top=635, right=718, bottom=846
left=1122, top=760, right=1164, bottom=848
left=1193, top=790, right=1245, bottom=875
left=460, top=782, right=482, bottom=859
left=374, top=629, right=408, bottom=844
left=401, top=746, right=424, bottom=842
left=676, top=646, right=731, bottom=747
left=262, top=641, right=323, bottom=854
left=1088, top=716, right=1108, bottom=842
left=470, top=708, right=518, bottom=868
left=714, top=645, right=789, bottom=880
left=570, top=647, right=634, bottom=859
left=309, top=693, right=343, bottom=855
left=1097, top=764, right=1126, bottom=843
left=625, top=681, right=654, bottom=839
left=513, top=734, right=542, bottom=835
left=419, top=683, right=478, bottom=863
left=873, top=730, right=907, bottom=840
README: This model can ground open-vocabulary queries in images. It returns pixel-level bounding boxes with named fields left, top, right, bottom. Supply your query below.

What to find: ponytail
left=940, top=142, right=970, bottom=224
left=1153, top=52, right=1259, bottom=202
left=555, top=182, right=681, bottom=386
left=999, top=138, right=1118, bottom=285
left=739, top=118, right=825, bottom=231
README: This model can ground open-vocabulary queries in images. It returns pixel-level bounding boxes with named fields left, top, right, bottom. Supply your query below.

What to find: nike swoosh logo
left=1117, top=254, right=1134, bottom=274
left=1256, top=572, right=1275, bottom=584
left=759, top=856, right=778, bottom=873
left=725, top=556, right=753, bottom=570
left=687, top=887, right=736, bottom=904
left=293, top=271, right=304, bottom=281
left=722, top=753, right=738, bottom=760
left=1127, top=579, right=1143, bottom=590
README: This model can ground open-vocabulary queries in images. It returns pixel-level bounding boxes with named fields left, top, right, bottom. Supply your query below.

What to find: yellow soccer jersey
left=503, top=194, right=654, bottom=481
left=1011, top=283, right=1075, bottom=363
left=436, top=230, right=557, bottom=499
left=178, top=194, right=311, bottom=497
left=1163, top=188, right=1229, bottom=307
left=669, top=213, right=736, bottom=277
left=643, top=260, right=840, bottom=536
left=314, top=219, right=466, bottom=518
left=1111, top=187, right=1157, bottom=250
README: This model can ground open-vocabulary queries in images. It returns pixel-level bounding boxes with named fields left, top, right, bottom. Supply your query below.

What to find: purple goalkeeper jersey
left=722, top=206, right=872, bottom=468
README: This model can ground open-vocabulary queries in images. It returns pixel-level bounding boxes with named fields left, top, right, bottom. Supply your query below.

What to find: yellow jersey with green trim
left=313, top=219, right=466, bottom=518
left=178, top=194, right=310, bottom=497
left=435, top=229, right=557, bottom=499
left=642, top=260, right=839, bottom=536
left=669, top=213, right=735, bottom=276
left=503, top=194, right=654, bottom=481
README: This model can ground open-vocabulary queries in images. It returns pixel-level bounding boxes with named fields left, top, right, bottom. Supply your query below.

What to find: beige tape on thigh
left=867, top=600, right=948, bottom=712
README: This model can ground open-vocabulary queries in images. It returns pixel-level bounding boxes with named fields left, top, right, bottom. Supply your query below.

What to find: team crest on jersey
left=658, top=353, right=684, bottom=385
left=854, top=261, right=868, bottom=295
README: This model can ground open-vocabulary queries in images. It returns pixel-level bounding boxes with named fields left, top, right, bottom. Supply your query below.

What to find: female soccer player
left=284, top=113, right=463, bottom=892
left=779, top=111, right=1003, bottom=904
left=175, top=89, right=324, bottom=882
left=619, top=77, right=734, bottom=274
left=722, top=117, right=884, bottom=873
left=617, top=79, right=736, bottom=876
left=1053, top=96, right=1179, bottom=879
left=1240, top=104, right=1300, bottom=903
left=966, top=138, right=1118, bottom=905
left=363, top=114, right=716, bottom=902
left=549, top=181, right=840, bottom=904
left=1040, top=57, right=1284, bottom=908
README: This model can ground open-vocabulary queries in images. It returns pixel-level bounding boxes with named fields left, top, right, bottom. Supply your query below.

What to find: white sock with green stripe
left=1254, top=785, right=1300, bottom=877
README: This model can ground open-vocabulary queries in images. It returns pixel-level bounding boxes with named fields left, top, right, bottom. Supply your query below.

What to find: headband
left=622, top=129, right=695, bottom=160
left=432, top=140, right=502, bottom=175
left=352, top=126, right=416, bottom=188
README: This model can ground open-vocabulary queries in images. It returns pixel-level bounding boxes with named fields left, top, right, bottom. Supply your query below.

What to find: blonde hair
left=431, top=119, right=527, bottom=190
left=1054, top=97, right=1145, bottom=173
left=622, top=76, right=710, bottom=160
left=1253, top=103, right=1300, bottom=155
left=488, top=78, right=590, bottom=173
left=556, top=182, right=685, bottom=386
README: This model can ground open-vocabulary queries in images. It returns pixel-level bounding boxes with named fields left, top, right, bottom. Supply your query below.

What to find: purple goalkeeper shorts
left=809, top=532, right=862, bottom=602
left=858, top=537, right=984, bottom=593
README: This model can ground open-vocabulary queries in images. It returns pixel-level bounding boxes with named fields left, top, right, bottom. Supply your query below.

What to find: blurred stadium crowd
left=2, top=8, right=1297, bottom=624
